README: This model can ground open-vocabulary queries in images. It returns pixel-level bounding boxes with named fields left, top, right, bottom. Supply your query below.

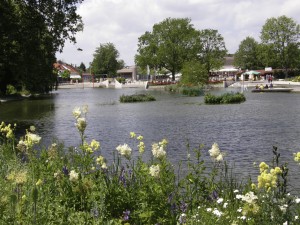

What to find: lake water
left=1, top=86, right=300, bottom=192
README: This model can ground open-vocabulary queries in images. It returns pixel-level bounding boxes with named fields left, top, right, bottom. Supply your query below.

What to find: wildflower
left=29, top=125, right=36, bottom=132
left=251, top=183, right=256, bottom=190
left=149, top=165, right=160, bottom=177
left=62, top=166, right=69, bottom=176
left=179, top=213, right=186, bottom=224
left=69, top=170, right=79, bottom=182
left=130, top=132, right=136, bottom=138
left=239, top=192, right=258, bottom=204
left=82, top=105, right=88, bottom=114
left=72, top=107, right=81, bottom=119
left=159, top=138, right=168, bottom=147
left=101, top=163, right=108, bottom=169
left=237, top=208, right=242, bottom=213
left=234, top=189, right=239, bottom=193
left=259, top=162, right=269, bottom=173
left=8, top=170, right=28, bottom=185
left=280, top=204, right=288, bottom=213
left=96, top=155, right=105, bottom=165
left=217, top=198, right=224, bottom=204
left=295, top=198, right=300, bottom=204
left=26, top=132, right=41, bottom=148
left=76, top=117, right=87, bottom=133
left=223, top=202, right=228, bottom=208
left=116, top=144, right=132, bottom=160
left=137, top=135, right=143, bottom=141
left=152, top=143, right=166, bottom=159
left=123, top=209, right=130, bottom=221
left=209, top=143, right=225, bottom=161
left=36, top=179, right=43, bottom=186
left=137, top=141, right=145, bottom=154
left=207, top=208, right=212, bottom=212
left=90, top=139, right=100, bottom=151
left=212, top=208, right=223, bottom=217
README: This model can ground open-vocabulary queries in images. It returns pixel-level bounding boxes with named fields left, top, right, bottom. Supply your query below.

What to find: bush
left=119, top=94, right=156, bottom=103
left=205, top=92, right=246, bottom=104
left=165, top=84, right=204, bottom=96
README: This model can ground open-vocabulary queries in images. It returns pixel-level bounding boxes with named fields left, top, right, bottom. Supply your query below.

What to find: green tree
left=0, top=0, right=83, bottom=95
left=198, top=29, right=227, bottom=75
left=91, top=43, right=123, bottom=77
left=135, top=18, right=200, bottom=81
left=234, top=36, right=261, bottom=70
left=181, top=60, right=208, bottom=85
left=79, top=62, right=86, bottom=72
left=260, top=15, right=300, bottom=78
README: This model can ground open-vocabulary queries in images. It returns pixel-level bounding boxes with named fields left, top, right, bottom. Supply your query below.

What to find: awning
left=70, top=75, right=81, bottom=79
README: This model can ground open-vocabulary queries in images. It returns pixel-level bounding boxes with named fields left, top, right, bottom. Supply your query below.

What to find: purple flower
left=123, top=209, right=130, bottom=221
left=62, top=166, right=69, bottom=176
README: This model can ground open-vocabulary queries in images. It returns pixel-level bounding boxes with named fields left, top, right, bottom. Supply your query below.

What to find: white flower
left=280, top=204, right=288, bottom=213
left=209, top=143, right=220, bottom=158
left=76, top=118, right=87, bottom=133
left=234, top=189, right=239, bottom=193
left=283, top=221, right=288, bottom=225
left=212, top=208, right=223, bottom=217
left=217, top=198, right=224, bottom=204
left=72, top=107, right=81, bottom=119
left=223, top=202, right=228, bottom=208
left=149, top=165, right=160, bottom=177
left=216, top=154, right=224, bottom=161
left=206, top=208, right=212, bottom=212
left=237, top=208, right=242, bottom=213
left=27, top=133, right=41, bottom=145
left=295, top=215, right=299, bottom=220
left=116, top=143, right=132, bottom=159
left=152, top=143, right=166, bottom=159
left=295, top=198, right=300, bottom=203
left=69, top=170, right=79, bottom=182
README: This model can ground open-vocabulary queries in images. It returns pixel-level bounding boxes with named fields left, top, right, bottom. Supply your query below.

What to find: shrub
left=119, top=94, right=156, bottom=103
left=165, top=84, right=204, bottom=96
left=205, top=92, right=246, bottom=104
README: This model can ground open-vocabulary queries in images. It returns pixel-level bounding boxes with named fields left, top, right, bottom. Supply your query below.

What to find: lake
left=1, top=86, right=300, bottom=192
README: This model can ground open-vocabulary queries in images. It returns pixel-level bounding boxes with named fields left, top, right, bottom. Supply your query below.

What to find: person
left=270, top=82, right=273, bottom=88
left=264, top=84, right=269, bottom=89
left=255, top=84, right=259, bottom=89
left=259, top=84, right=264, bottom=89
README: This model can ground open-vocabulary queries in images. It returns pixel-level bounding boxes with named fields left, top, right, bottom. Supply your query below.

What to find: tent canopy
left=243, top=70, right=260, bottom=75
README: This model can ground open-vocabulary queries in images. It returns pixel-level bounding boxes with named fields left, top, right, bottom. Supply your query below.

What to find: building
left=117, top=66, right=137, bottom=81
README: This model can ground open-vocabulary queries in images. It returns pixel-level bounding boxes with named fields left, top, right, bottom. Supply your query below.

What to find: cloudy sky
left=56, top=0, right=300, bottom=67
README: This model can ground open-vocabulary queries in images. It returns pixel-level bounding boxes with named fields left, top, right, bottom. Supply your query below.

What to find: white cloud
left=56, top=0, right=300, bottom=67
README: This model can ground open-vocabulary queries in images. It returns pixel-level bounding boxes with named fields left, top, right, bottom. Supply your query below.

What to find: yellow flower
left=90, top=139, right=100, bottom=151
left=259, top=162, right=269, bottom=173
left=137, top=135, right=143, bottom=141
left=15, top=170, right=28, bottom=185
left=251, top=183, right=256, bottom=190
left=96, top=155, right=105, bottom=165
left=69, top=170, right=79, bottom=182
left=149, top=165, right=160, bottom=177
left=130, top=132, right=136, bottom=138
left=72, top=107, right=81, bottom=119
left=36, top=179, right=43, bottom=186
left=293, top=152, right=300, bottom=162
left=138, top=141, right=145, bottom=154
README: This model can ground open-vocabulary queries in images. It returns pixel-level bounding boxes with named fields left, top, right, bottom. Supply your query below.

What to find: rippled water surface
left=1, top=87, right=300, bottom=191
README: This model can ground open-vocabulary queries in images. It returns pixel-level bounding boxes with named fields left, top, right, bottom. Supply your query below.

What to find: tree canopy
left=234, top=36, right=261, bottom=70
left=260, top=15, right=300, bottom=77
left=91, top=43, right=124, bottom=77
left=0, top=0, right=83, bottom=95
left=135, top=18, right=200, bottom=81
left=197, top=29, right=227, bottom=74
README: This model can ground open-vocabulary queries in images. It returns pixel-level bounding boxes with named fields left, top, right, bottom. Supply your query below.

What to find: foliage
left=0, top=108, right=300, bottom=224
left=181, top=60, right=209, bottom=86
left=60, top=70, right=70, bottom=79
left=234, top=36, right=262, bottom=70
left=204, top=92, right=246, bottom=104
left=135, top=17, right=200, bottom=81
left=198, top=29, right=227, bottom=74
left=119, top=94, right=156, bottom=103
left=78, top=62, right=86, bottom=72
left=260, top=15, right=300, bottom=77
left=165, top=84, right=204, bottom=96
left=292, top=76, right=300, bottom=82
left=116, top=77, right=126, bottom=84
left=0, top=0, right=84, bottom=95
left=92, top=43, right=124, bottom=77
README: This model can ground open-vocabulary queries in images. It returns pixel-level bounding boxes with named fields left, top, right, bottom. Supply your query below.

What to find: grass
left=204, top=92, right=246, bottom=104
left=0, top=106, right=300, bottom=224
left=119, top=94, right=156, bottom=103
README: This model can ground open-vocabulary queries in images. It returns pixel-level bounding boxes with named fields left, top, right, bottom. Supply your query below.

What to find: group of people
left=256, top=82, right=273, bottom=90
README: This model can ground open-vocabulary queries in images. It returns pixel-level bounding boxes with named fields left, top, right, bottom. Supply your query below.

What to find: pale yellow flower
left=130, top=132, right=136, bottom=138
left=152, top=143, right=166, bottom=159
left=76, top=118, right=87, bottom=133
left=72, top=107, right=81, bottom=119
left=90, top=139, right=100, bottom=151
left=116, top=143, right=132, bottom=159
left=138, top=141, right=145, bottom=154
left=259, top=162, right=269, bottom=173
left=69, top=170, right=79, bottom=182
left=137, top=135, right=143, bottom=141
left=149, top=165, right=160, bottom=177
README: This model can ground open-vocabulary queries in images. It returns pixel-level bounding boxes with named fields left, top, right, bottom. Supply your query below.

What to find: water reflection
left=1, top=87, right=300, bottom=191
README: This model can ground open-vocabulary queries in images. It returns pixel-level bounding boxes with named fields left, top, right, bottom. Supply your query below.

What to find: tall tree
left=260, top=15, right=300, bottom=77
left=91, top=43, right=123, bottom=77
left=136, top=18, right=200, bottom=81
left=181, top=60, right=208, bottom=85
left=198, top=29, right=227, bottom=75
left=234, top=36, right=261, bottom=70
left=0, top=0, right=84, bottom=94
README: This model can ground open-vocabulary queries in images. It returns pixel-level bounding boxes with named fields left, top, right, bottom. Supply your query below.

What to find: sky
left=55, top=0, right=300, bottom=68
